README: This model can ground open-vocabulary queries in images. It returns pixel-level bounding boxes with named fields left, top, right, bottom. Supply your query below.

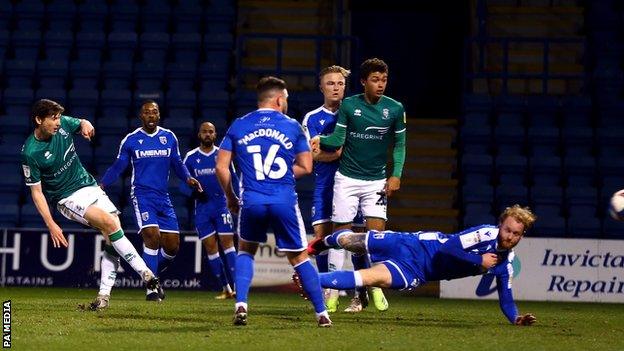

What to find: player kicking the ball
left=297, top=204, right=537, bottom=325
left=21, top=99, right=162, bottom=310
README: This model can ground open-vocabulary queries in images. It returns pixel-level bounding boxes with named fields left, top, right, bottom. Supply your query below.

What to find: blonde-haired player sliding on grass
left=298, top=205, right=537, bottom=325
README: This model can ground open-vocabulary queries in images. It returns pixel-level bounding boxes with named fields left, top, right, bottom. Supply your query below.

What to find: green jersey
left=21, top=115, right=96, bottom=204
left=320, top=94, right=406, bottom=181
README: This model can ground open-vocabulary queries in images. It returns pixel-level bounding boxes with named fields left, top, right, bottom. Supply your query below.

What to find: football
left=609, top=189, right=624, bottom=221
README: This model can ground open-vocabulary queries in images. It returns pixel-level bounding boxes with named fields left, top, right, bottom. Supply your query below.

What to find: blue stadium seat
left=98, top=89, right=132, bottom=134
left=163, top=117, right=195, bottom=141
left=70, top=60, right=101, bottom=89
left=461, top=112, right=490, bottom=127
left=495, top=184, right=529, bottom=211
left=103, top=61, right=133, bottom=89
left=205, top=17, right=233, bottom=34
left=37, top=60, right=69, bottom=89
left=561, top=126, right=594, bottom=157
left=199, top=90, right=229, bottom=118
left=121, top=205, right=137, bottom=229
left=94, top=134, right=124, bottom=165
left=15, top=0, right=45, bottom=30
left=561, top=96, right=592, bottom=127
left=495, top=155, right=527, bottom=185
left=171, top=33, right=202, bottom=64
left=0, top=134, right=27, bottom=162
left=496, top=95, right=526, bottom=114
left=141, top=0, right=171, bottom=33
left=494, top=124, right=525, bottom=156
left=139, top=32, right=170, bottom=64
left=46, top=1, right=76, bottom=31
left=463, top=94, right=493, bottom=113
left=602, top=216, right=624, bottom=239
left=529, top=156, right=562, bottom=186
left=166, top=89, right=197, bottom=116
left=204, top=33, right=234, bottom=51
left=461, top=154, right=492, bottom=186
left=5, top=60, right=36, bottom=88
left=73, top=135, right=94, bottom=169
left=0, top=2, right=11, bottom=30
left=527, top=126, right=559, bottom=157
left=525, top=95, right=559, bottom=127
left=564, top=156, right=597, bottom=187
left=530, top=185, right=563, bottom=207
left=206, top=0, right=235, bottom=18
left=133, top=90, right=165, bottom=112
left=135, top=62, right=165, bottom=91
left=107, top=32, right=138, bottom=63
left=462, top=184, right=494, bottom=204
left=43, top=31, right=73, bottom=61
left=599, top=103, right=624, bottom=128
left=567, top=216, right=601, bottom=238
left=3, top=88, right=34, bottom=122
left=0, top=162, right=22, bottom=192
left=201, top=53, right=230, bottom=80
left=68, top=89, right=99, bottom=119
left=199, top=79, right=228, bottom=95
left=532, top=203, right=561, bottom=217
left=531, top=213, right=566, bottom=237
left=167, top=62, right=197, bottom=90
left=0, top=30, right=9, bottom=58
left=0, top=114, right=30, bottom=136
left=35, top=88, right=67, bottom=106
left=459, top=125, right=491, bottom=155
left=173, top=0, right=203, bottom=33
left=76, top=32, right=105, bottom=63
left=11, top=30, right=41, bottom=61
left=109, top=1, right=139, bottom=32
left=596, top=127, right=624, bottom=157
left=20, top=203, right=45, bottom=228
left=463, top=213, right=496, bottom=228
left=77, top=0, right=108, bottom=32
left=463, top=203, right=492, bottom=217
left=0, top=204, right=20, bottom=228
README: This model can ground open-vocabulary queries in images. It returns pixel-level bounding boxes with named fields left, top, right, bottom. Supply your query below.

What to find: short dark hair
left=31, top=99, right=64, bottom=126
left=360, top=58, right=388, bottom=80
left=140, top=99, right=159, bottom=111
left=256, top=76, right=287, bottom=102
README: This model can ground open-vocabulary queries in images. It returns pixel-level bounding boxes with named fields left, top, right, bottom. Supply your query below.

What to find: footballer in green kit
left=310, top=58, right=407, bottom=312
left=21, top=99, right=162, bottom=310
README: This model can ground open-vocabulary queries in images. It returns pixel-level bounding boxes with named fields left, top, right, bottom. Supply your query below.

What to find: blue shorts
left=131, top=195, right=179, bottom=233
left=311, top=186, right=365, bottom=227
left=195, top=204, right=234, bottom=240
left=366, top=231, right=425, bottom=290
left=238, top=202, right=307, bottom=251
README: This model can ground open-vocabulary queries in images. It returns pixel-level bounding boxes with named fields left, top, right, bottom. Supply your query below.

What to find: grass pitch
left=2, top=287, right=624, bottom=350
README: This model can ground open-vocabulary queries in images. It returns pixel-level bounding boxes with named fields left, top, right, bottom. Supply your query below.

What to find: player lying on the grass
left=20, top=99, right=162, bottom=310
left=300, top=204, right=537, bottom=325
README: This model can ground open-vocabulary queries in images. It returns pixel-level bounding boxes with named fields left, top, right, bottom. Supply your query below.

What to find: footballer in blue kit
left=216, top=76, right=331, bottom=327
left=303, top=205, right=537, bottom=326
left=100, top=100, right=202, bottom=301
left=181, top=121, right=238, bottom=299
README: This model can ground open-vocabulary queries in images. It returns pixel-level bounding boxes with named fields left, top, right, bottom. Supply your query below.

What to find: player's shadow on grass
left=101, top=313, right=208, bottom=323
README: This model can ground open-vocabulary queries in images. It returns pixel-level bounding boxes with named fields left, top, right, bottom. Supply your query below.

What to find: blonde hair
left=499, top=204, right=537, bottom=231
left=319, top=65, right=351, bottom=81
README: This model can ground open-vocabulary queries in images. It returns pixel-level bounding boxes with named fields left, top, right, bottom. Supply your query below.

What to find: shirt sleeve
left=100, top=138, right=131, bottom=187
left=62, top=115, right=82, bottom=134
left=303, top=114, right=317, bottom=139
left=392, top=106, right=407, bottom=178
left=21, top=152, right=41, bottom=185
left=219, top=124, right=234, bottom=152
left=294, top=123, right=311, bottom=154
left=319, top=105, right=347, bottom=148
left=494, top=260, right=519, bottom=324
left=170, top=134, right=192, bottom=181
left=437, top=233, right=484, bottom=266
left=179, top=154, right=194, bottom=197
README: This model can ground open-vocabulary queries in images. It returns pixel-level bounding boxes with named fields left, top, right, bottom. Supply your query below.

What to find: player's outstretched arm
left=79, top=119, right=95, bottom=141
left=29, top=183, right=67, bottom=248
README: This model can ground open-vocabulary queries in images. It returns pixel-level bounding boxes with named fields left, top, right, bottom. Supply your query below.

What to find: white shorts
left=331, top=171, right=387, bottom=223
left=57, top=186, right=119, bottom=226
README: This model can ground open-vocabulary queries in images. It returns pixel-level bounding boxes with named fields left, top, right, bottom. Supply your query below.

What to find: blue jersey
left=367, top=225, right=518, bottom=323
left=302, top=106, right=340, bottom=189
left=182, top=146, right=237, bottom=213
left=219, top=108, right=310, bottom=205
left=101, top=127, right=191, bottom=198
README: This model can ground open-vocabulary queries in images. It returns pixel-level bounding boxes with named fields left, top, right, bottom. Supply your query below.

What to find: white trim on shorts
left=312, top=218, right=332, bottom=226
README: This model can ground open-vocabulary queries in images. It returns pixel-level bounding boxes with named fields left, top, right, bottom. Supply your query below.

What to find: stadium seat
left=562, top=126, right=594, bottom=157
left=596, top=127, right=624, bottom=157
left=0, top=30, right=9, bottom=58
left=0, top=162, right=22, bottom=192
left=525, top=95, right=559, bottom=127
left=141, top=0, right=171, bottom=33
left=0, top=134, right=27, bottom=162
left=67, top=88, right=99, bottom=119
left=561, top=96, right=592, bottom=127
left=204, top=33, right=234, bottom=52
left=461, top=112, right=490, bottom=127
left=463, top=203, right=492, bottom=217
left=69, top=60, right=101, bottom=89
left=495, top=155, right=528, bottom=185
left=461, top=154, right=492, bottom=186
left=0, top=114, right=30, bottom=137
left=135, top=62, right=165, bottom=91
left=20, top=203, right=46, bottom=228
left=531, top=213, right=566, bottom=237
left=99, top=89, right=132, bottom=132
left=74, top=135, right=94, bottom=169
left=167, top=62, right=197, bottom=90
left=46, top=1, right=76, bottom=31
left=102, top=61, right=133, bottom=89
left=107, top=32, right=138, bottom=63
left=602, top=216, right=624, bottom=239
left=530, top=185, right=563, bottom=207
left=14, top=0, right=45, bottom=30
left=494, top=123, right=525, bottom=156
left=0, top=2, right=11, bottom=30
left=563, top=156, right=596, bottom=187
left=171, top=33, right=202, bottom=64
left=462, top=184, right=494, bottom=204
left=567, top=216, right=601, bottom=238
left=3, top=88, right=34, bottom=124
left=173, top=0, right=203, bottom=33
left=133, top=89, right=165, bottom=112
left=463, top=94, right=493, bottom=113
left=529, top=156, right=562, bottom=186
left=495, top=184, right=529, bottom=211
left=37, top=60, right=69, bottom=89
left=35, top=88, right=67, bottom=106
left=166, top=89, right=197, bottom=117
left=463, top=213, right=496, bottom=228
left=94, top=134, right=124, bottom=164
left=459, top=125, right=491, bottom=155
left=0, top=204, right=20, bottom=228
left=11, top=30, right=41, bottom=61
left=199, top=90, right=230, bottom=119
left=139, top=32, right=170, bottom=64
left=76, top=32, right=106, bottom=63
left=109, top=1, right=139, bottom=32
left=527, top=126, right=559, bottom=157
left=201, top=53, right=230, bottom=80
left=496, top=95, right=526, bottom=114
left=43, top=31, right=74, bottom=61
left=5, top=60, right=36, bottom=88
left=77, top=0, right=108, bottom=32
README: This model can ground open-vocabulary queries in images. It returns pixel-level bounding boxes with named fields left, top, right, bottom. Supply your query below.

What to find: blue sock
left=142, top=246, right=159, bottom=278
left=351, top=253, right=370, bottom=270
left=223, top=247, right=237, bottom=288
left=294, top=260, right=326, bottom=314
left=319, top=271, right=357, bottom=290
left=207, top=253, right=228, bottom=289
left=235, top=252, right=254, bottom=303
left=325, top=229, right=352, bottom=248
left=315, top=250, right=329, bottom=273
left=158, top=248, right=175, bottom=274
